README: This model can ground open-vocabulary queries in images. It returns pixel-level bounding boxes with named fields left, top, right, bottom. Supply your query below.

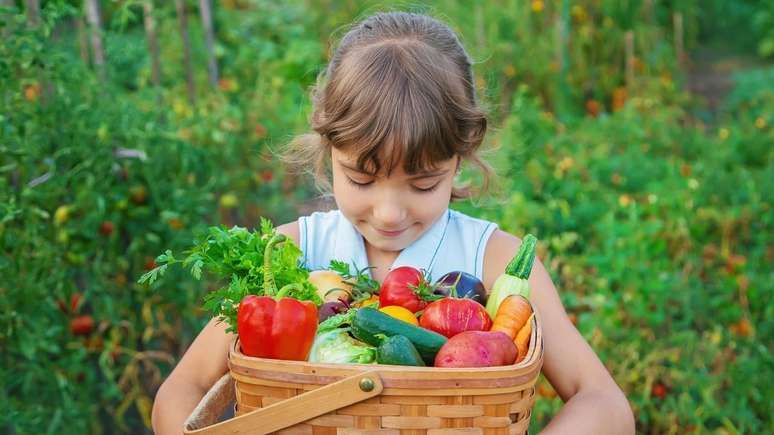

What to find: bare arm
left=151, top=318, right=234, bottom=435
left=151, top=221, right=300, bottom=434
left=483, top=230, right=634, bottom=435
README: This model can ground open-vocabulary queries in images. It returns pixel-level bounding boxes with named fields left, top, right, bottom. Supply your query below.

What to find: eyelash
left=345, top=177, right=439, bottom=193
left=345, top=177, right=372, bottom=189
left=414, top=183, right=440, bottom=193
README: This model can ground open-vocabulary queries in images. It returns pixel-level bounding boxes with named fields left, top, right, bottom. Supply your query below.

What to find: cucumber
left=376, top=335, right=425, bottom=366
left=352, top=308, right=446, bottom=365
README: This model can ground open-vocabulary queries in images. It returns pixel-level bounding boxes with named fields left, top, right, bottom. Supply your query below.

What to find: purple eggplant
left=433, top=271, right=488, bottom=305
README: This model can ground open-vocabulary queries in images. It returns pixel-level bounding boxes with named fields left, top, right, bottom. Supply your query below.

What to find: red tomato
left=419, top=298, right=492, bottom=338
left=99, top=221, right=114, bottom=236
left=70, top=315, right=95, bottom=336
left=651, top=383, right=668, bottom=400
left=379, top=266, right=434, bottom=313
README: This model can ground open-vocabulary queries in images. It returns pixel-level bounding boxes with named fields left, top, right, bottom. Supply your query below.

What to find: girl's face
left=331, top=147, right=458, bottom=253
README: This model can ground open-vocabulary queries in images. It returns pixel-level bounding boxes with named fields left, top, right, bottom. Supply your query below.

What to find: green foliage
left=696, top=0, right=774, bottom=57
left=455, top=72, right=773, bottom=433
left=328, top=259, right=381, bottom=298
left=140, top=222, right=321, bottom=333
left=753, top=3, right=774, bottom=58
left=1, top=1, right=772, bottom=434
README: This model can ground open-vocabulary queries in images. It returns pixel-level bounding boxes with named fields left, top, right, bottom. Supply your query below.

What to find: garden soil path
left=685, top=47, right=765, bottom=120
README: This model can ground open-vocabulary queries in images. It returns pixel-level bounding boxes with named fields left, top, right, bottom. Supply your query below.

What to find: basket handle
left=184, top=369, right=384, bottom=435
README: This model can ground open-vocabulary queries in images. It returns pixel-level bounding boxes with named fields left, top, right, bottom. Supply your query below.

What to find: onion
left=309, top=270, right=352, bottom=303
left=317, top=300, right=351, bottom=323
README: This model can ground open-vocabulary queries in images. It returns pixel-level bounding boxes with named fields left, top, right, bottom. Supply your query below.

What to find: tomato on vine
left=378, top=266, right=440, bottom=313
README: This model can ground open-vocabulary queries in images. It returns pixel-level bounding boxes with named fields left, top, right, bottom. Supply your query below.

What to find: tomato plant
left=1, top=1, right=771, bottom=434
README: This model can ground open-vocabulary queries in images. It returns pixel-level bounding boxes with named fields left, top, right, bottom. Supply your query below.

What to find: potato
left=433, top=331, right=517, bottom=368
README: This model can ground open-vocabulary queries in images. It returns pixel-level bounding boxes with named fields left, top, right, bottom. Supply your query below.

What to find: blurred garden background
left=1, top=0, right=772, bottom=433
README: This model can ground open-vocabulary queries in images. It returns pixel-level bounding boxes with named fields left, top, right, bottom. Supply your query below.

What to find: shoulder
left=481, top=229, right=523, bottom=291
left=448, top=208, right=494, bottom=228
left=275, top=209, right=341, bottom=247
left=447, top=209, right=499, bottom=245
left=275, top=220, right=300, bottom=245
left=485, top=229, right=522, bottom=253
left=444, top=209, right=500, bottom=279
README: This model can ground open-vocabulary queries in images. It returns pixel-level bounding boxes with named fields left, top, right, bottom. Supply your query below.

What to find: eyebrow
left=337, top=160, right=449, bottom=179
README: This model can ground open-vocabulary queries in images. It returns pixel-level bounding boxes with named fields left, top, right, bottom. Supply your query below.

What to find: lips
left=375, top=227, right=406, bottom=237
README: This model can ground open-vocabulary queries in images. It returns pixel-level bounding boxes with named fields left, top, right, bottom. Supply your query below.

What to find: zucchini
left=352, top=308, right=446, bottom=365
left=376, top=335, right=425, bottom=366
left=485, top=234, right=537, bottom=319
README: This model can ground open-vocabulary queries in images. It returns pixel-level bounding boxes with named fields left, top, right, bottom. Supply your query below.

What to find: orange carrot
left=514, top=313, right=534, bottom=363
left=490, top=295, right=533, bottom=340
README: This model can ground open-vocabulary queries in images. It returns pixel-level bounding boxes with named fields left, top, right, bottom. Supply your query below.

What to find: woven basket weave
left=185, top=309, right=543, bottom=435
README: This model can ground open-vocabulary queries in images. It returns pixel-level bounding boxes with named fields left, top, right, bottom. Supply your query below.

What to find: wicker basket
left=185, top=310, right=543, bottom=435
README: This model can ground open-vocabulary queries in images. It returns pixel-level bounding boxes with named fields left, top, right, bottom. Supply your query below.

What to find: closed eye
left=412, top=183, right=440, bottom=193
left=345, top=175, right=440, bottom=193
left=346, top=176, right=373, bottom=189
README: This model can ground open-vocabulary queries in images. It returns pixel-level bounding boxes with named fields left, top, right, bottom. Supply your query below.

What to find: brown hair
left=282, top=11, right=493, bottom=201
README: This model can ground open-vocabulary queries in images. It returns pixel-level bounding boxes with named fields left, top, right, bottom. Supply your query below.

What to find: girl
left=152, top=11, right=634, bottom=434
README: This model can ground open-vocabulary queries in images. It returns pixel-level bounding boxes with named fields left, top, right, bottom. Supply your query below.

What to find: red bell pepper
left=237, top=294, right=318, bottom=360
left=237, top=233, right=318, bottom=360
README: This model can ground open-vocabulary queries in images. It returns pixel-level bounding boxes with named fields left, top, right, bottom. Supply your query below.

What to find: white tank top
left=298, top=208, right=498, bottom=281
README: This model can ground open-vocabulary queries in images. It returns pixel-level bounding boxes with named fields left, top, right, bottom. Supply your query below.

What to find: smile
left=375, top=227, right=406, bottom=237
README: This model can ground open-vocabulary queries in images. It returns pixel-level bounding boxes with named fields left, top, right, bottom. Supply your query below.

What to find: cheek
left=410, top=184, right=453, bottom=222
left=332, top=177, right=368, bottom=214
left=427, top=191, right=451, bottom=215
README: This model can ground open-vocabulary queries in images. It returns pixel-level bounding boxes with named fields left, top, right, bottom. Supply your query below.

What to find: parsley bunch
left=327, top=259, right=380, bottom=303
left=139, top=218, right=320, bottom=332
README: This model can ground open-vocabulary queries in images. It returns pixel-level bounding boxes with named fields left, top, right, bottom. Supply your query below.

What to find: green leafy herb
left=138, top=218, right=320, bottom=332
left=328, top=259, right=380, bottom=303
left=317, top=308, right=358, bottom=335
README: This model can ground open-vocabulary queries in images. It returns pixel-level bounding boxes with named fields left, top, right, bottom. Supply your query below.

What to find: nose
left=372, top=191, right=407, bottom=229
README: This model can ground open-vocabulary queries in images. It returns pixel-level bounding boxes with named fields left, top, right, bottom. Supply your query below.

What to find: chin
left=361, top=227, right=414, bottom=251
left=372, top=238, right=409, bottom=252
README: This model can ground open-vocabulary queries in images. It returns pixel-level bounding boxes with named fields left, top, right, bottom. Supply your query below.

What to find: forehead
left=332, top=147, right=455, bottom=176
